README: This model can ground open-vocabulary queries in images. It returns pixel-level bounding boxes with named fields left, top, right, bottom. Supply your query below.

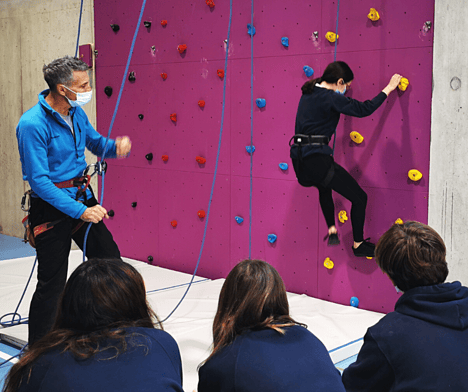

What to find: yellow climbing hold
left=338, top=210, right=348, bottom=224
left=395, top=218, right=404, bottom=225
left=325, top=31, right=339, bottom=43
left=324, top=257, right=334, bottom=270
left=366, top=257, right=373, bottom=260
left=350, top=131, right=364, bottom=144
left=408, top=169, right=422, bottom=181
left=399, top=77, right=409, bottom=91
left=368, top=8, right=380, bottom=21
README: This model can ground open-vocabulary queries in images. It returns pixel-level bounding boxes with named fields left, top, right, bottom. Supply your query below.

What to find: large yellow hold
left=324, top=257, right=334, bottom=270
left=350, top=131, right=364, bottom=144
left=338, top=210, right=348, bottom=224
left=395, top=218, right=404, bottom=224
left=399, top=77, right=409, bottom=91
left=408, top=169, right=422, bottom=181
left=325, top=31, right=339, bottom=43
left=368, top=8, right=380, bottom=21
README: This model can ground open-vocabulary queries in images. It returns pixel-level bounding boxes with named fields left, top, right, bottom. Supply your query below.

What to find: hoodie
left=342, top=281, right=468, bottom=392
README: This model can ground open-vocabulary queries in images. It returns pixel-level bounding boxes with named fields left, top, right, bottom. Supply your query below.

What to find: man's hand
left=116, top=136, right=132, bottom=158
left=80, top=205, right=109, bottom=223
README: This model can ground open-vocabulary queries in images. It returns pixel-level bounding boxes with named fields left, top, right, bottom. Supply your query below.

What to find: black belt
left=289, top=134, right=329, bottom=147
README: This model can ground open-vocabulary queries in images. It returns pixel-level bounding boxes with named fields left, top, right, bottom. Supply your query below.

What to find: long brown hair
left=3, top=258, right=160, bottom=392
left=205, top=259, right=305, bottom=364
left=301, top=61, right=354, bottom=95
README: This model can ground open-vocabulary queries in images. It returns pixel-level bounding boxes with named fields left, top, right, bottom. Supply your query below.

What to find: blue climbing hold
left=281, top=37, right=289, bottom=47
left=246, top=145, right=256, bottom=154
left=350, top=296, right=359, bottom=308
left=268, top=234, right=277, bottom=244
left=256, top=98, right=266, bottom=108
left=235, top=216, right=244, bottom=224
left=247, top=24, right=256, bottom=36
left=303, top=65, right=314, bottom=78
left=279, top=162, right=288, bottom=171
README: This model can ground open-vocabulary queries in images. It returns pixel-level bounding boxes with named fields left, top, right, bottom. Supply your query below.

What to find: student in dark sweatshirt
left=290, top=61, right=402, bottom=257
left=342, top=221, right=468, bottom=391
left=198, top=259, right=345, bottom=392
left=3, top=259, right=183, bottom=392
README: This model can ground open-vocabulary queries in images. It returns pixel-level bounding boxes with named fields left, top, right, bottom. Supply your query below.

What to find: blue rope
left=74, top=0, right=84, bottom=58
left=160, top=0, right=233, bottom=323
left=332, top=0, right=341, bottom=155
left=249, top=0, right=254, bottom=260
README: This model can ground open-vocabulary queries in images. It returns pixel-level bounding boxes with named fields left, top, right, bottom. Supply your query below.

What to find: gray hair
left=42, top=55, right=89, bottom=92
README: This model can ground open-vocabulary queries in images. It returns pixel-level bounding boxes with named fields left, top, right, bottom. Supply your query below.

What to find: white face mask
left=62, top=85, right=93, bottom=107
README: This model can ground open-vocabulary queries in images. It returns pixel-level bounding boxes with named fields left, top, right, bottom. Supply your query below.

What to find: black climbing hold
left=132, top=202, right=137, bottom=208
left=108, top=209, right=115, bottom=217
left=138, top=114, right=144, bottom=120
left=110, top=24, right=120, bottom=32
left=144, top=21, right=151, bottom=28
left=147, top=255, right=154, bottom=262
left=146, top=153, right=153, bottom=161
left=129, top=71, right=136, bottom=82
left=104, top=86, right=113, bottom=97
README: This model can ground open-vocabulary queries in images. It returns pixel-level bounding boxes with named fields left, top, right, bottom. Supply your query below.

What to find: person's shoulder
left=18, top=102, right=46, bottom=127
left=130, top=327, right=180, bottom=353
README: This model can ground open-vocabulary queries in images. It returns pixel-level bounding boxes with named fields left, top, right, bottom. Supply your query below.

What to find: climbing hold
left=128, top=71, right=136, bottom=82
left=338, top=210, right=348, bottom=224
left=425, top=21, right=432, bottom=30
left=131, top=202, right=137, bottom=208
left=170, top=113, right=177, bottom=122
left=323, top=257, right=334, bottom=270
left=408, top=169, right=422, bottom=181
left=279, top=163, right=288, bottom=171
left=256, top=98, right=266, bottom=108
left=161, top=155, right=169, bottom=162
left=138, top=114, right=144, bottom=120
left=110, top=24, right=120, bottom=32
left=281, top=37, right=289, bottom=47
left=161, top=20, right=168, bottom=27
left=399, top=77, right=409, bottom=91
left=235, top=216, right=244, bottom=224
left=245, top=145, right=256, bottom=154
left=171, top=220, right=178, bottom=228
left=198, top=100, right=206, bottom=108
left=313, top=31, right=319, bottom=39
left=104, top=86, right=113, bottom=97
left=217, top=69, right=225, bottom=78
left=303, top=65, right=314, bottom=78
left=206, top=0, right=215, bottom=8
left=268, top=234, right=277, bottom=244
left=196, top=156, right=207, bottom=164
left=325, top=31, right=339, bottom=43
left=177, top=44, right=187, bottom=54
left=147, top=255, right=153, bottom=262
left=247, top=24, right=256, bottom=36
left=108, top=209, right=115, bottom=217
left=366, top=257, right=373, bottom=260
left=350, top=297, right=359, bottom=308
left=350, top=131, right=364, bottom=144
left=143, top=21, right=151, bottom=28
left=161, top=72, right=168, bottom=80
left=395, top=218, right=404, bottom=225
left=198, top=210, right=206, bottom=218
left=367, top=8, right=380, bottom=21
left=145, top=153, right=153, bottom=161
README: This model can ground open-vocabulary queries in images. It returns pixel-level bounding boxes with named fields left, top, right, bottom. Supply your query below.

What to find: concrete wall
left=429, top=0, right=468, bottom=285
left=0, top=0, right=96, bottom=238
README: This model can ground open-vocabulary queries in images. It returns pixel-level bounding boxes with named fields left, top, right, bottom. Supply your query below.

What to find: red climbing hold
left=161, top=20, right=168, bottom=27
left=198, top=100, right=205, bottom=108
left=196, top=156, right=206, bottom=164
left=177, top=44, right=187, bottom=54
left=170, top=113, right=177, bottom=122
left=206, top=0, right=215, bottom=8
left=161, top=155, right=169, bottom=162
left=198, top=210, right=206, bottom=218
left=217, top=69, right=224, bottom=78
left=161, top=72, right=168, bottom=80
left=171, top=220, right=178, bottom=227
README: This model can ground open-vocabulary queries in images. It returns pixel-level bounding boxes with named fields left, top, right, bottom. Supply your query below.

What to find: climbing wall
left=93, top=0, right=434, bottom=313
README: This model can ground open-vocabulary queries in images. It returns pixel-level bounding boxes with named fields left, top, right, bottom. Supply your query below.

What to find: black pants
left=28, top=195, right=120, bottom=345
left=292, top=153, right=367, bottom=242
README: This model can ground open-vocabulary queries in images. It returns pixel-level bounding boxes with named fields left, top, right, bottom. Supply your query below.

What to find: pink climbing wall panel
left=94, top=0, right=435, bottom=313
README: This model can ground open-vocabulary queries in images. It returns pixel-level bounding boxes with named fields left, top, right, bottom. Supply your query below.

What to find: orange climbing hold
left=196, top=156, right=206, bottom=164
left=161, top=155, right=169, bottom=162
left=161, top=20, right=168, bottom=27
left=171, top=220, right=178, bottom=227
left=170, top=113, right=177, bottom=122
left=198, top=210, right=206, bottom=218
left=161, top=72, right=168, bottom=80
left=198, top=100, right=206, bottom=108
left=177, top=44, right=187, bottom=53
left=217, top=69, right=225, bottom=78
left=206, top=0, right=215, bottom=8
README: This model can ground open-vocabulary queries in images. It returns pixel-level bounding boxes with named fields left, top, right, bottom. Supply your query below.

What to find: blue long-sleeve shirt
left=16, top=90, right=117, bottom=219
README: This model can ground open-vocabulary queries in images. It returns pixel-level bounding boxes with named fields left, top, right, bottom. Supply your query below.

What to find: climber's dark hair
left=301, top=61, right=354, bottom=95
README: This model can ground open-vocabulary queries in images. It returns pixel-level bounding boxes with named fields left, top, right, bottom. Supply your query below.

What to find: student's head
left=301, top=61, right=354, bottom=95
left=376, top=221, right=448, bottom=292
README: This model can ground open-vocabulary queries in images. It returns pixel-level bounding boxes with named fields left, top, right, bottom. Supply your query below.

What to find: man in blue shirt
left=16, top=56, right=131, bottom=345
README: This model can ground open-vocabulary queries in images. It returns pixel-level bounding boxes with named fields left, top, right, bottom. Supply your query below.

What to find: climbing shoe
left=324, top=233, right=340, bottom=246
left=352, top=239, right=375, bottom=257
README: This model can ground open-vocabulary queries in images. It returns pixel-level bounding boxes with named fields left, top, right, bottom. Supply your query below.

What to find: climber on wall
left=290, top=61, right=402, bottom=257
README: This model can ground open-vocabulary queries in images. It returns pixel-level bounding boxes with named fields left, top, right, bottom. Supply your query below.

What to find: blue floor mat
left=0, top=234, right=36, bottom=261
